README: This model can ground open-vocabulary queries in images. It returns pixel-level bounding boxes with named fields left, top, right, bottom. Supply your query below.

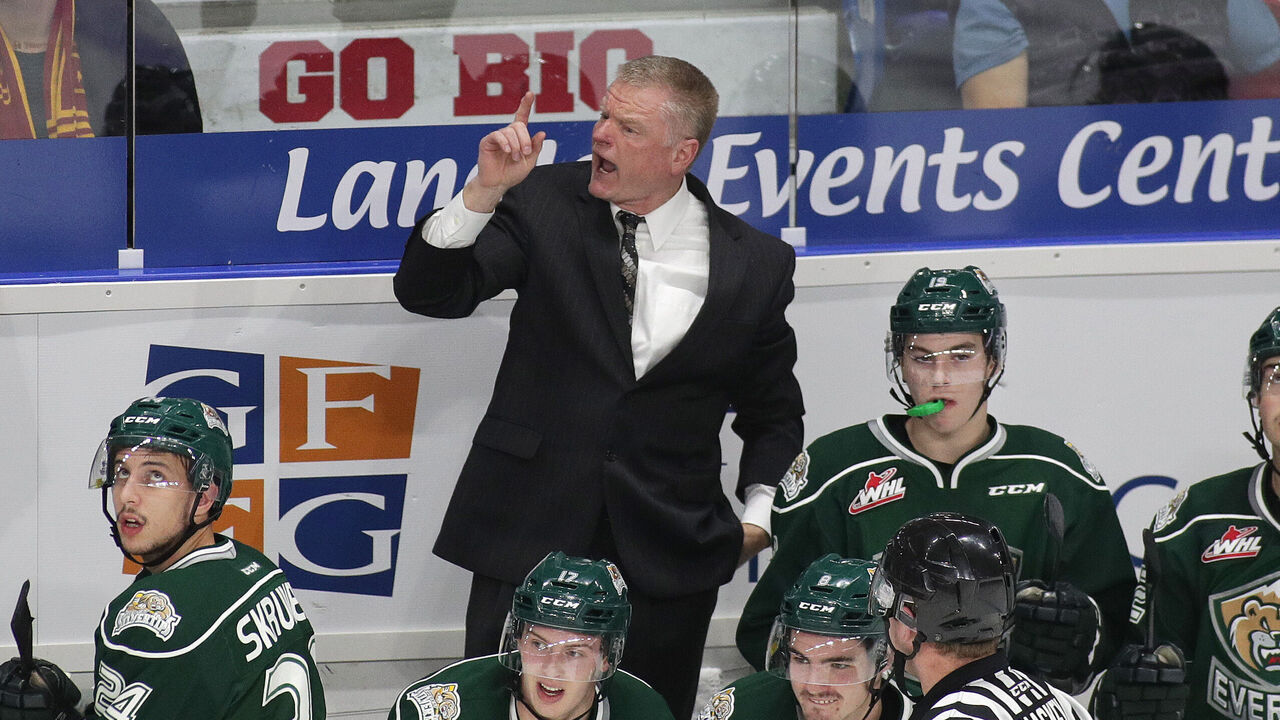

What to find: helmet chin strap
left=102, top=487, right=214, bottom=571
left=1244, top=401, right=1275, bottom=469
left=859, top=674, right=887, bottom=720
left=974, top=371, right=1001, bottom=417
left=891, top=633, right=924, bottom=703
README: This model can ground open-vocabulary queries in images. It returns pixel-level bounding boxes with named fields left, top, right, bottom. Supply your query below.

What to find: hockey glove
left=1009, top=579, right=1099, bottom=694
left=1090, top=643, right=1188, bottom=720
left=0, top=657, right=83, bottom=720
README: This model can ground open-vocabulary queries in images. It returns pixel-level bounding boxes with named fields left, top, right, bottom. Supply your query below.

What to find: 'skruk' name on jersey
left=1201, top=526, right=1264, bottom=563
left=235, top=582, right=308, bottom=662
left=848, top=468, right=905, bottom=515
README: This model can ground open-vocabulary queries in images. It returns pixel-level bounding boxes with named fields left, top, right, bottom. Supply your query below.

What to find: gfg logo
left=142, top=344, right=421, bottom=597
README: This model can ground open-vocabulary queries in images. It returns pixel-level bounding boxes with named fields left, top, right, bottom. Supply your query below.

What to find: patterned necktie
left=617, top=211, right=642, bottom=320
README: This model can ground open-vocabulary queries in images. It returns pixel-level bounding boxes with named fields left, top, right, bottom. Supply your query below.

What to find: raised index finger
left=513, top=91, right=535, bottom=126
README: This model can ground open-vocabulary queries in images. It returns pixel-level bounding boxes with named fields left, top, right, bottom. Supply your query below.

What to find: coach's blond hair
left=613, top=55, right=718, bottom=156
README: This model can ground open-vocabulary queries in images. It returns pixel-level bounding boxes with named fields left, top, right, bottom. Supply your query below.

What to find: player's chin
left=120, top=535, right=161, bottom=558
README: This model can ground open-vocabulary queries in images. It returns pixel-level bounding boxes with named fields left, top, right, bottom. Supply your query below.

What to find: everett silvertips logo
left=779, top=452, right=809, bottom=502
left=699, top=688, right=735, bottom=720
left=405, top=682, right=461, bottom=720
left=1152, top=488, right=1187, bottom=533
left=848, top=468, right=906, bottom=515
left=1206, top=572, right=1280, bottom=719
left=112, top=589, right=182, bottom=641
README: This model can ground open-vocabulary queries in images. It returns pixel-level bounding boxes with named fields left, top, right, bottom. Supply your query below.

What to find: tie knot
left=616, top=211, right=642, bottom=232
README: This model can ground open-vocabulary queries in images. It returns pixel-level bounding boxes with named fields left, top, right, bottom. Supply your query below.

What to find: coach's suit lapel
left=577, top=186, right=635, bottom=370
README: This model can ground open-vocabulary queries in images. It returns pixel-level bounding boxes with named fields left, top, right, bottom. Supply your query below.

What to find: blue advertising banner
left=789, top=100, right=1280, bottom=251
left=0, top=137, right=125, bottom=274
left=3, top=99, right=1277, bottom=276
left=133, top=121, right=592, bottom=267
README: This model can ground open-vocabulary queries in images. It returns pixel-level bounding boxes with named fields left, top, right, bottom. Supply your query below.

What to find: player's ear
left=194, top=480, right=219, bottom=523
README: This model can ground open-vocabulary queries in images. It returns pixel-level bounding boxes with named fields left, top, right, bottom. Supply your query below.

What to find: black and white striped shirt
left=909, top=652, right=1092, bottom=720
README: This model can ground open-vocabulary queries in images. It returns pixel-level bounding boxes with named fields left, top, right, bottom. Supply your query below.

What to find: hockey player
left=869, top=512, right=1091, bottom=720
left=0, top=396, right=325, bottom=719
left=739, top=266, right=1134, bottom=694
left=1094, top=306, right=1280, bottom=720
left=389, top=551, right=674, bottom=720
left=699, top=554, right=909, bottom=720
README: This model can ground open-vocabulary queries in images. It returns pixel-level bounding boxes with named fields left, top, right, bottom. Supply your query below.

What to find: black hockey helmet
left=870, top=512, right=1015, bottom=645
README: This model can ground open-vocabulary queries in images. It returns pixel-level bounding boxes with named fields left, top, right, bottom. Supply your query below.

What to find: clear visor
left=898, top=342, right=989, bottom=388
left=868, top=571, right=918, bottom=627
left=499, top=617, right=619, bottom=682
left=89, top=438, right=199, bottom=493
left=868, top=570, right=896, bottom=618
left=1247, top=360, right=1280, bottom=404
left=765, top=621, right=888, bottom=686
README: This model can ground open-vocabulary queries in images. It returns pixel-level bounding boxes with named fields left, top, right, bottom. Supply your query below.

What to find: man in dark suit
left=394, top=55, right=804, bottom=719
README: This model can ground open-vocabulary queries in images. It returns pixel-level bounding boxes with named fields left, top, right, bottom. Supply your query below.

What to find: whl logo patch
left=849, top=468, right=905, bottom=515
left=1202, top=525, right=1263, bottom=563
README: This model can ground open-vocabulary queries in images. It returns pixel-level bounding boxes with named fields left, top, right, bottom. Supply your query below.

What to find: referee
left=869, top=512, right=1093, bottom=720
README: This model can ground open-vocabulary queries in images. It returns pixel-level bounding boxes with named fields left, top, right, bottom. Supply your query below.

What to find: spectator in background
left=842, top=0, right=964, bottom=111
left=1232, top=0, right=1280, bottom=97
left=953, top=0, right=1280, bottom=107
left=1071, top=23, right=1229, bottom=104
left=0, top=0, right=201, bottom=139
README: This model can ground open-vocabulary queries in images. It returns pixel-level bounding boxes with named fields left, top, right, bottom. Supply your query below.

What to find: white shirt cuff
left=741, top=483, right=776, bottom=535
left=422, top=193, right=494, bottom=249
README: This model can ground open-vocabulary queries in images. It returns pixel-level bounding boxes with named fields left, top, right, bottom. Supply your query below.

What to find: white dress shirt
left=420, top=181, right=776, bottom=533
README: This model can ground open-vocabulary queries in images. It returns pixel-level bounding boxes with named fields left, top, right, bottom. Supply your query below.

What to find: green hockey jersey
left=89, top=536, right=325, bottom=720
left=739, top=415, right=1135, bottom=672
left=1133, top=463, right=1280, bottom=720
left=388, top=655, right=676, bottom=720
left=697, top=669, right=910, bottom=720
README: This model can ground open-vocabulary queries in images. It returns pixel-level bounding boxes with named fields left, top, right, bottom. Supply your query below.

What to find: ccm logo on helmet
left=122, top=416, right=162, bottom=424
left=798, top=602, right=836, bottom=613
left=541, top=598, right=581, bottom=609
left=917, top=303, right=957, bottom=312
